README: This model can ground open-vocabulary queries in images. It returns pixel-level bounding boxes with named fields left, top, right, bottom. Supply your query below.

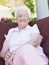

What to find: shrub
left=0, top=17, right=12, bottom=23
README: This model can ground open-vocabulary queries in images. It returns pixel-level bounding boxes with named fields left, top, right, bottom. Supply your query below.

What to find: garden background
left=0, top=0, right=49, bottom=22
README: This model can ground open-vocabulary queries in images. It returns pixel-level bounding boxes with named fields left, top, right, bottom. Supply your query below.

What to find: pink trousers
left=6, top=44, right=47, bottom=65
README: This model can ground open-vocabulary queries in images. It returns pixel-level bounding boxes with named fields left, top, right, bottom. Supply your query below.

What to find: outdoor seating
left=0, top=16, right=49, bottom=65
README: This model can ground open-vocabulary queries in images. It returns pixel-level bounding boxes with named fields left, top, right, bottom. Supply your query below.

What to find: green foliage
left=0, top=0, right=5, bottom=5
left=12, top=11, right=15, bottom=17
left=0, top=17, right=12, bottom=23
left=24, top=0, right=36, bottom=20
left=24, top=0, right=49, bottom=20
left=48, top=0, right=49, bottom=8
left=24, top=0, right=35, bottom=13
left=10, top=6, right=15, bottom=17
left=0, top=0, right=49, bottom=21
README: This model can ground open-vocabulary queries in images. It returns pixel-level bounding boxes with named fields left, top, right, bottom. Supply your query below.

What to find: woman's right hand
left=4, top=52, right=12, bottom=62
left=5, top=51, right=16, bottom=65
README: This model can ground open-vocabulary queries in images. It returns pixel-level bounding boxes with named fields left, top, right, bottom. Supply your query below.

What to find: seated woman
left=0, top=5, right=48, bottom=65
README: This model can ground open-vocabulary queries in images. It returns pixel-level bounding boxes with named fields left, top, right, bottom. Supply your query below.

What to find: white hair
left=14, top=5, right=31, bottom=19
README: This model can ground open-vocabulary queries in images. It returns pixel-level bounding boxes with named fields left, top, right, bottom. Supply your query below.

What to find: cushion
left=35, top=17, right=49, bottom=58
left=29, top=16, right=49, bottom=58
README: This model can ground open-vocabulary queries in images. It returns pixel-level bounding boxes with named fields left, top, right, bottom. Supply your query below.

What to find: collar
left=14, top=25, right=30, bottom=32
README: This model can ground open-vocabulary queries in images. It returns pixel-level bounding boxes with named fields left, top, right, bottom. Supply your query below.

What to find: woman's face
left=16, top=10, right=30, bottom=29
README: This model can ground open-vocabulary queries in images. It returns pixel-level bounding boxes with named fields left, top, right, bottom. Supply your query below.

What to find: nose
left=21, top=16, right=24, bottom=20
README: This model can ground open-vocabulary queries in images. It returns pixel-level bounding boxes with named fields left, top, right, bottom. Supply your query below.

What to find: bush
left=0, top=17, right=12, bottom=23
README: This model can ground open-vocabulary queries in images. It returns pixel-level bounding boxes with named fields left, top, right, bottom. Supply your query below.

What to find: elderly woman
left=0, top=5, right=48, bottom=65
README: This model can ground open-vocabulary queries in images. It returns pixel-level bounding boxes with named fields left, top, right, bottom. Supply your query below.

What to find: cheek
left=17, top=18, right=22, bottom=22
left=27, top=18, right=30, bottom=23
left=25, top=18, right=29, bottom=23
left=16, top=19, right=20, bottom=23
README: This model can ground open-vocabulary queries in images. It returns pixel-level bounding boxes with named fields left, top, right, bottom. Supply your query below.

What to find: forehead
left=17, top=10, right=28, bottom=15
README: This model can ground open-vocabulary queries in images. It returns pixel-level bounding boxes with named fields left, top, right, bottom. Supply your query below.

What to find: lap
left=5, top=44, right=47, bottom=65
left=13, top=44, right=47, bottom=65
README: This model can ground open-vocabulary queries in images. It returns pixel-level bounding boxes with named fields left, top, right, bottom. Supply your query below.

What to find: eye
left=18, top=15, right=22, bottom=17
left=24, top=15, right=27, bottom=17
